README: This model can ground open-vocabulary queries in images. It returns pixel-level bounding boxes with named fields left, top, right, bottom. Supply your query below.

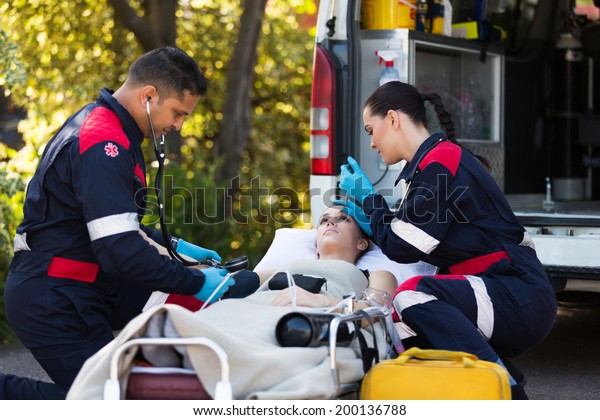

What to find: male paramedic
left=1, top=46, right=233, bottom=399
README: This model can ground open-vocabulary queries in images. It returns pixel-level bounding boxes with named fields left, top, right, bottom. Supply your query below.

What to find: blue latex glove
left=195, top=267, right=234, bottom=303
left=339, top=156, right=375, bottom=204
left=176, top=238, right=222, bottom=263
left=332, top=199, right=373, bottom=237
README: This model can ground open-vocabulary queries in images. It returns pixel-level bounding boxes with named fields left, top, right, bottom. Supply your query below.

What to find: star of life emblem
left=104, top=142, right=119, bottom=158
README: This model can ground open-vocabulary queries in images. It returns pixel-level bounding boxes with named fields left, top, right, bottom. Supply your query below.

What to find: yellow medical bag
left=360, top=347, right=511, bottom=400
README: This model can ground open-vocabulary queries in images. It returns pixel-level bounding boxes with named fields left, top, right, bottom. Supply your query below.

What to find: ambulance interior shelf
left=359, top=29, right=504, bottom=144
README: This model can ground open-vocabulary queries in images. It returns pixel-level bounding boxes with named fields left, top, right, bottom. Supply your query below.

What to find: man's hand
left=176, top=239, right=222, bottom=262
left=195, top=267, right=234, bottom=303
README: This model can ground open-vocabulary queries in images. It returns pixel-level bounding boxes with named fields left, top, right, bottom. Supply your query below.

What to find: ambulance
left=308, top=0, right=600, bottom=293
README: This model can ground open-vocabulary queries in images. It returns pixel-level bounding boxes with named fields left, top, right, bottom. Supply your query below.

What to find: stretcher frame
left=103, top=336, right=232, bottom=400
left=102, top=306, right=393, bottom=400
left=329, top=306, right=391, bottom=397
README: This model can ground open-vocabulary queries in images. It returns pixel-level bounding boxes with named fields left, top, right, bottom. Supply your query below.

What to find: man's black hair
left=128, top=46, right=207, bottom=99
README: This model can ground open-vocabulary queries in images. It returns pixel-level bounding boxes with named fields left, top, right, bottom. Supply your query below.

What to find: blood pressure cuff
left=223, top=270, right=260, bottom=299
left=268, top=272, right=327, bottom=294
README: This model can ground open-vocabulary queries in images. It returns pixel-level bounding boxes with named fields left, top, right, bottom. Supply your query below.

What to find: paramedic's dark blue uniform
left=2, top=88, right=207, bottom=399
left=363, top=134, right=557, bottom=362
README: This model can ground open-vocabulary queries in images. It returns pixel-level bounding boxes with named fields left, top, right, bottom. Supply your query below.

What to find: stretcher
left=67, top=228, right=436, bottom=400
left=101, top=306, right=393, bottom=400
left=104, top=336, right=231, bottom=400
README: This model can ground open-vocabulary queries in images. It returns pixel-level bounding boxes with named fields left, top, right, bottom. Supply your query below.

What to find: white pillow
left=253, top=228, right=437, bottom=285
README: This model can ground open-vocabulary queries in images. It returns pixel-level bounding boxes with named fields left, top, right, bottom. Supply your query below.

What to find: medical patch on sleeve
left=104, top=142, right=119, bottom=158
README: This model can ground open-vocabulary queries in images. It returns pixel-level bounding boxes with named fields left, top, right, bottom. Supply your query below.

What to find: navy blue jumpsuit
left=362, top=133, right=557, bottom=362
left=2, top=88, right=208, bottom=399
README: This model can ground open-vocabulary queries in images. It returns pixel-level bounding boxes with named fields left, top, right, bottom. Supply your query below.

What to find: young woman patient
left=150, top=203, right=397, bottom=313
left=259, top=204, right=397, bottom=311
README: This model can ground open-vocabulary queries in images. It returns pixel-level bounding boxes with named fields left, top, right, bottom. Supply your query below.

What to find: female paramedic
left=1, top=47, right=234, bottom=399
left=338, top=81, right=557, bottom=399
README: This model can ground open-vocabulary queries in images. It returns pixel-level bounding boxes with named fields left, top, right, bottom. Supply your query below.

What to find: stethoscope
left=146, top=98, right=250, bottom=307
left=146, top=98, right=198, bottom=266
left=146, top=99, right=250, bottom=271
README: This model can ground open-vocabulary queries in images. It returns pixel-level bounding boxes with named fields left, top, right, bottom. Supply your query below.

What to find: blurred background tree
left=0, top=28, right=28, bottom=341
left=0, top=0, right=317, bottom=343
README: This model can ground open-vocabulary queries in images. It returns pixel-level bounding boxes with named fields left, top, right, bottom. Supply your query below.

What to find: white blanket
left=67, top=260, right=389, bottom=400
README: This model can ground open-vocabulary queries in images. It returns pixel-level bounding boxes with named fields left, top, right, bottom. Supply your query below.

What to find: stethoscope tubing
left=147, top=101, right=198, bottom=266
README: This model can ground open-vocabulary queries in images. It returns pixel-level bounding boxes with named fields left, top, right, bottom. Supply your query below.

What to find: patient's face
left=316, top=207, right=363, bottom=253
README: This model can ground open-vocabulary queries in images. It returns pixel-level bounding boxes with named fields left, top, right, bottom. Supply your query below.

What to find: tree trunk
left=214, top=0, right=267, bottom=193
left=108, top=0, right=178, bottom=50
left=108, top=0, right=181, bottom=161
left=109, top=0, right=268, bottom=185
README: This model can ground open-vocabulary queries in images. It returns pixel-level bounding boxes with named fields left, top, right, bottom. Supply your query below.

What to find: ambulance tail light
left=310, top=44, right=336, bottom=176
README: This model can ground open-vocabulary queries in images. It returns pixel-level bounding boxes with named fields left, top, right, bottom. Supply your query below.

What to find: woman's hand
left=271, top=286, right=336, bottom=308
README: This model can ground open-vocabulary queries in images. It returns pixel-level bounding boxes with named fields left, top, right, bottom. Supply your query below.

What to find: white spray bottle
left=375, top=50, right=400, bottom=86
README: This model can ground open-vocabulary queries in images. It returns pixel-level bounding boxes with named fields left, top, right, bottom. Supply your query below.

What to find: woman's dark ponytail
left=424, top=91, right=491, bottom=171
left=423, top=91, right=456, bottom=144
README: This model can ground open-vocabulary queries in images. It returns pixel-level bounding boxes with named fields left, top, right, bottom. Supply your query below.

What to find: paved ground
left=0, top=343, right=50, bottom=383
left=1, top=291, right=599, bottom=399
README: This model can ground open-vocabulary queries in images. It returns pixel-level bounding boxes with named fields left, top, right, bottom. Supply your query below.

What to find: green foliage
left=0, top=30, right=29, bottom=343
left=0, top=144, right=27, bottom=343
left=0, top=30, right=27, bottom=88
left=0, top=0, right=139, bottom=148
left=142, top=159, right=271, bottom=266
left=145, top=0, right=315, bottom=261
left=0, top=0, right=316, bottom=342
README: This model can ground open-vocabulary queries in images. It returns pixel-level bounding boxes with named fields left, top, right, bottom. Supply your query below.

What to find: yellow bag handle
left=395, top=347, right=479, bottom=367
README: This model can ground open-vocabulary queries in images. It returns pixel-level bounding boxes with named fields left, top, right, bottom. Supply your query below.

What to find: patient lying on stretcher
left=67, top=205, right=433, bottom=400
left=258, top=205, right=396, bottom=310
left=144, top=204, right=398, bottom=312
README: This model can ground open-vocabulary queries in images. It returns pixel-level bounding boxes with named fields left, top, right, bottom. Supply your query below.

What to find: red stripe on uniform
left=79, top=107, right=131, bottom=154
left=165, top=294, right=204, bottom=311
left=392, top=276, right=426, bottom=322
left=396, top=274, right=469, bottom=294
left=449, top=251, right=510, bottom=275
left=134, top=164, right=146, bottom=187
left=396, top=275, right=425, bottom=293
left=47, top=256, right=99, bottom=283
left=392, top=274, right=468, bottom=321
left=418, top=141, right=461, bottom=176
